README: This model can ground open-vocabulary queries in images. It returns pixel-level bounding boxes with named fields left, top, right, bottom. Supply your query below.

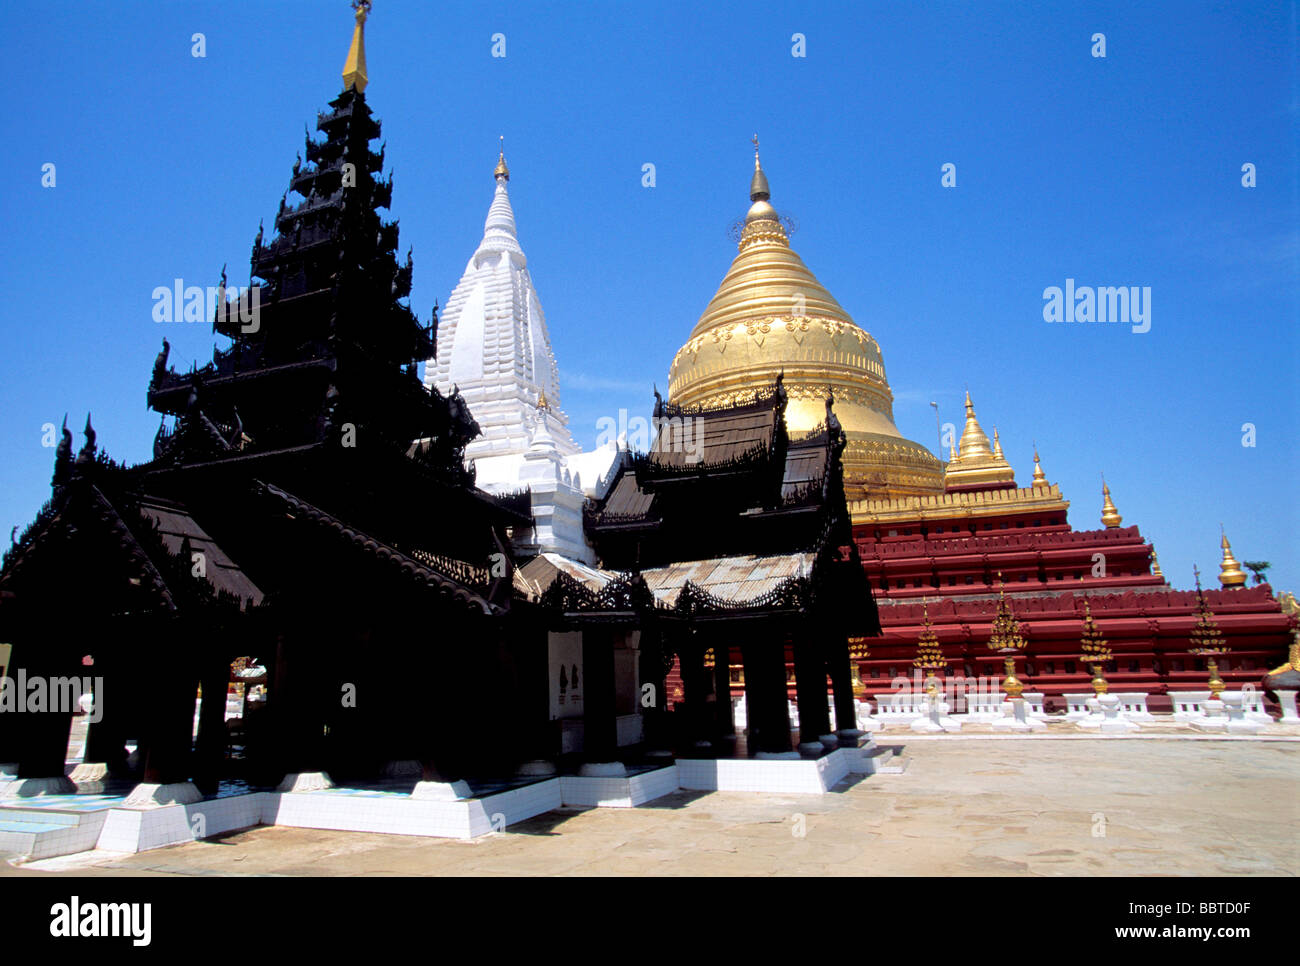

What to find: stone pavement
left=6, top=738, right=1297, bottom=877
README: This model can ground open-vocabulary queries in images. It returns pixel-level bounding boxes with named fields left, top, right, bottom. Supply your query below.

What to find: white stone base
left=1275, top=691, right=1298, bottom=722
left=0, top=763, right=17, bottom=779
left=677, top=748, right=852, bottom=793
left=410, top=780, right=472, bottom=801
left=559, top=766, right=678, bottom=808
left=2, top=776, right=77, bottom=798
left=991, top=699, right=1047, bottom=732
left=577, top=761, right=627, bottom=778
left=276, top=772, right=335, bottom=793
left=68, top=762, right=109, bottom=783
left=515, top=760, right=558, bottom=778
left=1096, top=695, right=1140, bottom=734
left=123, top=782, right=203, bottom=808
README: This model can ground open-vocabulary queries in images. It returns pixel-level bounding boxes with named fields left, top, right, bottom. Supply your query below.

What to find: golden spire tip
left=494, top=135, right=509, bottom=181
left=342, top=0, right=371, bottom=94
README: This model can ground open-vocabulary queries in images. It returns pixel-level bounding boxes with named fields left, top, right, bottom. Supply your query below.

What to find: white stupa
left=425, top=144, right=618, bottom=564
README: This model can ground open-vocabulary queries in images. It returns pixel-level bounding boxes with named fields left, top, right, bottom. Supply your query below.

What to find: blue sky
left=2, top=1, right=1296, bottom=592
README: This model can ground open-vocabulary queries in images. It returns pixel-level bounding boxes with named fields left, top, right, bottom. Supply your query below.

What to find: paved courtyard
left=6, top=737, right=1296, bottom=877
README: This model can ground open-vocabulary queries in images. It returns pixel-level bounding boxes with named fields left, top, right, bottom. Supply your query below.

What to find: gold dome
left=668, top=146, right=943, bottom=502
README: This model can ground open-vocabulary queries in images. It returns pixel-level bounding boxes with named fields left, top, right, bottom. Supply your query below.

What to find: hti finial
left=342, top=1, right=371, bottom=93
left=494, top=135, right=509, bottom=181
left=749, top=133, right=770, bottom=201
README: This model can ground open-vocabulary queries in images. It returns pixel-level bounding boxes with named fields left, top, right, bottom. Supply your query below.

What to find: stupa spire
left=750, top=133, right=770, bottom=201
left=1218, top=526, right=1247, bottom=588
left=1031, top=444, right=1047, bottom=486
left=958, top=391, right=993, bottom=461
left=341, top=1, right=370, bottom=94
left=494, top=135, right=509, bottom=182
left=1101, top=476, right=1122, bottom=528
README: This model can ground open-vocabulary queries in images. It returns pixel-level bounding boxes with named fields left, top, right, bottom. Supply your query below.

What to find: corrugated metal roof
left=520, top=551, right=812, bottom=608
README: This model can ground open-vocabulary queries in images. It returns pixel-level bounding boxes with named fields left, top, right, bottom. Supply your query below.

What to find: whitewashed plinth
left=1095, top=695, right=1139, bottom=734
left=1190, top=699, right=1229, bottom=732
left=123, top=782, right=202, bottom=808
left=577, top=761, right=627, bottom=778
left=559, top=766, right=678, bottom=807
left=515, top=759, right=557, bottom=778
left=69, top=762, right=110, bottom=783
left=910, top=696, right=963, bottom=734
left=410, top=780, right=472, bottom=801
left=1275, top=691, right=1299, bottom=722
left=1221, top=693, right=1264, bottom=734
left=678, top=749, right=851, bottom=793
left=990, top=699, right=1047, bottom=732
left=2, top=776, right=77, bottom=798
left=277, top=772, right=334, bottom=793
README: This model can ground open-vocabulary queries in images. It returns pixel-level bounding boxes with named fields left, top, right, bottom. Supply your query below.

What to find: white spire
left=426, top=156, right=574, bottom=462
left=476, top=178, right=521, bottom=257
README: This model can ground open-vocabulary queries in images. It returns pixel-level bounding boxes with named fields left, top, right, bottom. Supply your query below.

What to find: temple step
left=0, top=807, right=108, bottom=862
left=862, top=746, right=910, bottom=775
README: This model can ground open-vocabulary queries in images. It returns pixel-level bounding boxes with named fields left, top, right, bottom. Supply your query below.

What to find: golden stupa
left=667, top=140, right=944, bottom=502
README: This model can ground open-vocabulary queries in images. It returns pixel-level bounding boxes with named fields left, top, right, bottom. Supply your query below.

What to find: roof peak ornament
left=750, top=133, right=770, bottom=202
left=1031, top=442, right=1048, bottom=486
left=342, top=1, right=371, bottom=94
left=1218, top=525, right=1247, bottom=588
left=1101, top=475, right=1122, bottom=528
left=494, top=135, right=509, bottom=182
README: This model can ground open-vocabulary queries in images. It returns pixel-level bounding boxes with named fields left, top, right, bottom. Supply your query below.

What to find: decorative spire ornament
left=341, top=1, right=371, bottom=93
left=494, top=135, right=509, bottom=181
left=1078, top=599, right=1113, bottom=697
left=848, top=637, right=870, bottom=697
left=912, top=604, right=947, bottom=697
left=1189, top=566, right=1230, bottom=698
left=988, top=573, right=1028, bottom=698
left=1101, top=475, right=1122, bottom=528
left=1149, top=549, right=1164, bottom=580
left=1218, top=526, right=1247, bottom=589
left=1031, top=443, right=1047, bottom=486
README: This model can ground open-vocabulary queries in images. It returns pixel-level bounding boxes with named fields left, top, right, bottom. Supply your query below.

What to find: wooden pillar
left=793, top=632, right=832, bottom=748
left=582, top=627, right=620, bottom=764
left=9, top=637, right=79, bottom=781
left=711, top=642, right=735, bottom=740
left=678, top=632, right=712, bottom=749
left=826, top=634, right=859, bottom=741
left=140, top=629, right=199, bottom=787
left=637, top=624, right=671, bottom=751
left=192, top=652, right=232, bottom=795
left=742, top=631, right=792, bottom=755
left=80, top=658, right=130, bottom=778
